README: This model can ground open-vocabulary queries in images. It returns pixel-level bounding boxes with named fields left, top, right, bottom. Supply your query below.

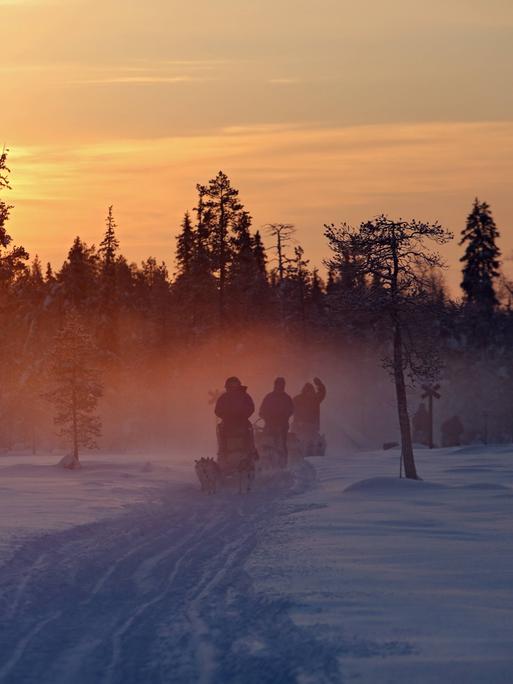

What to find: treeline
left=1, top=154, right=512, bottom=467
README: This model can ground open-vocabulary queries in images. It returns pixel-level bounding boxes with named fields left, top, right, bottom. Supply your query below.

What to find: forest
left=1, top=151, right=511, bottom=474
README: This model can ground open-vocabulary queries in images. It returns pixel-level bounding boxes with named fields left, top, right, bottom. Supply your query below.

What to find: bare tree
left=264, top=223, right=296, bottom=286
left=326, top=215, right=452, bottom=479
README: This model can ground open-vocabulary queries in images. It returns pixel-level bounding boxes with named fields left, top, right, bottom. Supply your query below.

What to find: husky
left=195, top=457, right=221, bottom=494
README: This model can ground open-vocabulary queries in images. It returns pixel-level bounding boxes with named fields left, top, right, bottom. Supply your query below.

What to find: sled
left=215, top=422, right=258, bottom=493
left=253, top=419, right=287, bottom=471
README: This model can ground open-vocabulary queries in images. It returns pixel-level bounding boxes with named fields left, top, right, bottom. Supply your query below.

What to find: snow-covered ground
left=0, top=446, right=512, bottom=682
left=0, top=452, right=193, bottom=564
left=251, top=446, right=513, bottom=683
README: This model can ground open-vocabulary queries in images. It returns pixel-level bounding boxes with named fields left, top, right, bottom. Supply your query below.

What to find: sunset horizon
left=3, top=0, right=513, bottom=292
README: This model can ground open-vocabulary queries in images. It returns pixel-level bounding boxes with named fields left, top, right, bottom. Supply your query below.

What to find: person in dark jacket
left=215, top=377, right=255, bottom=458
left=259, top=377, right=294, bottom=466
left=215, top=377, right=255, bottom=427
left=292, top=377, right=326, bottom=442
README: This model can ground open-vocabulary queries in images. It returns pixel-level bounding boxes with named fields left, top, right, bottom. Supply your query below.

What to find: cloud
left=70, top=75, right=202, bottom=86
left=268, top=78, right=301, bottom=85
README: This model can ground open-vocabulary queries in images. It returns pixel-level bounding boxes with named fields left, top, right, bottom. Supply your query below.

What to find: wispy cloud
left=70, top=75, right=202, bottom=86
left=268, top=78, right=301, bottom=85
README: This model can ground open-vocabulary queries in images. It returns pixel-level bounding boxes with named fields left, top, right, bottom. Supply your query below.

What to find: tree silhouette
left=197, top=171, right=243, bottom=327
left=46, top=311, right=103, bottom=466
left=460, top=198, right=500, bottom=311
left=0, top=148, right=28, bottom=288
left=265, top=223, right=295, bottom=286
left=99, top=205, right=120, bottom=276
left=326, top=215, right=452, bottom=479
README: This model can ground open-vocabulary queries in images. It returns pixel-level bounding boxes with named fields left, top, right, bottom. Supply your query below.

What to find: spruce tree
left=172, top=201, right=217, bottom=338
left=252, top=230, right=267, bottom=276
left=175, top=211, right=195, bottom=276
left=0, top=149, right=28, bottom=287
left=460, top=198, right=501, bottom=310
left=58, top=237, right=99, bottom=310
left=228, top=210, right=268, bottom=323
left=98, top=208, right=121, bottom=355
left=45, top=262, right=55, bottom=284
left=46, top=311, right=103, bottom=467
left=99, top=205, right=120, bottom=276
left=197, top=171, right=243, bottom=326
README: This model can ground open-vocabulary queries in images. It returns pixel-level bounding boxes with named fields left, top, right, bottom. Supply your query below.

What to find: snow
left=0, top=451, right=193, bottom=564
left=249, top=446, right=513, bottom=683
left=0, top=445, right=512, bottom=682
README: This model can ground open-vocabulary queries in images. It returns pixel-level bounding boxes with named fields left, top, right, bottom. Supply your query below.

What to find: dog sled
left=253, top=419, right=287, bottom=471
left=195, top=422, right=258, bottom=494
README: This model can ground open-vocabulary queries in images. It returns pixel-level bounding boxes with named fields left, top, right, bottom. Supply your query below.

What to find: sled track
left=0, top=465, right=341, bottom=684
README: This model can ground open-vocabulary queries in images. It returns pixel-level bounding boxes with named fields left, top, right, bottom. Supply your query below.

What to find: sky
left=1, top=0, right=513, bottom=290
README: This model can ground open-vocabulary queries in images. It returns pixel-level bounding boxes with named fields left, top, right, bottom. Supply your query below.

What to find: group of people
left=214, top=376, right=326, bottom=467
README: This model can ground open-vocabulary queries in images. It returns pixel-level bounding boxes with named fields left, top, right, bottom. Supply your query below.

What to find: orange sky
left=2, top=0, right=513, bottom=291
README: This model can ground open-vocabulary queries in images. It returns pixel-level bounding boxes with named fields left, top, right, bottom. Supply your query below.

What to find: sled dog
left=195, top=457, right=221, bottom=494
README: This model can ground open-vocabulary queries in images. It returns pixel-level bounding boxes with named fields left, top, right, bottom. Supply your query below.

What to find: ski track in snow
left=0, top=465, right=341, bottom=684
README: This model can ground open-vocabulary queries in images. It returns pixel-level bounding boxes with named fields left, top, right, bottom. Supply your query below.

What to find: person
left=215, top=377, right=255, bottom=462
left=292, top=377, right=326, bottom=447
left=259, top=377, right=294, bottom=467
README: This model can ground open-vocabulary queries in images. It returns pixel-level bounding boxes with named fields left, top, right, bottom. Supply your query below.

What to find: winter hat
left=225, top=376, right=242, bottom=390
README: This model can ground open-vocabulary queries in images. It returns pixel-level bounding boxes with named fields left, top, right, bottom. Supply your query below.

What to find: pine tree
left=309, top=268, right=325, bottom=323
left=197, top=171, right=243, bottom=326
left=252, top=230, right=267, bottom=275
left=228, top=210, right=269, bottom=323
left=45, top=262, right=55, bottom=283
left=58, top=237, right=99, bottom=310
left=460, top=198, right=501, bottom=310
left=99, top=205, right=120, bottom=275
left=175, top=211, right=195, bottom=276
left=45, top=311, right=103, bottom=467
left=0, top=149, right=28, bottom=288
left=326, top=215, right=452, bottom=479
left=97, top=207, right=122, bottom=354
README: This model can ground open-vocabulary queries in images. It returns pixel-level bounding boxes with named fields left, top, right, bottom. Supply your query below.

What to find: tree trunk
left=393, top=319, right=419, bottom=479
left=72, top=383, right=79, bottom=462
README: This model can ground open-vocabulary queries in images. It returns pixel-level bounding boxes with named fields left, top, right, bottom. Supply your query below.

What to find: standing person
left=292, top=377, right=326, bottom=450
left=215, top=377, right=255, bottom=463
left=259, top=377, right=294, bottom=467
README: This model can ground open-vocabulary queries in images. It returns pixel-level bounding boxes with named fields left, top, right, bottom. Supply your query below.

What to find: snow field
left=0, top=446, right=512, bottom=682
left=249, top=446, right=513, bottom=683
